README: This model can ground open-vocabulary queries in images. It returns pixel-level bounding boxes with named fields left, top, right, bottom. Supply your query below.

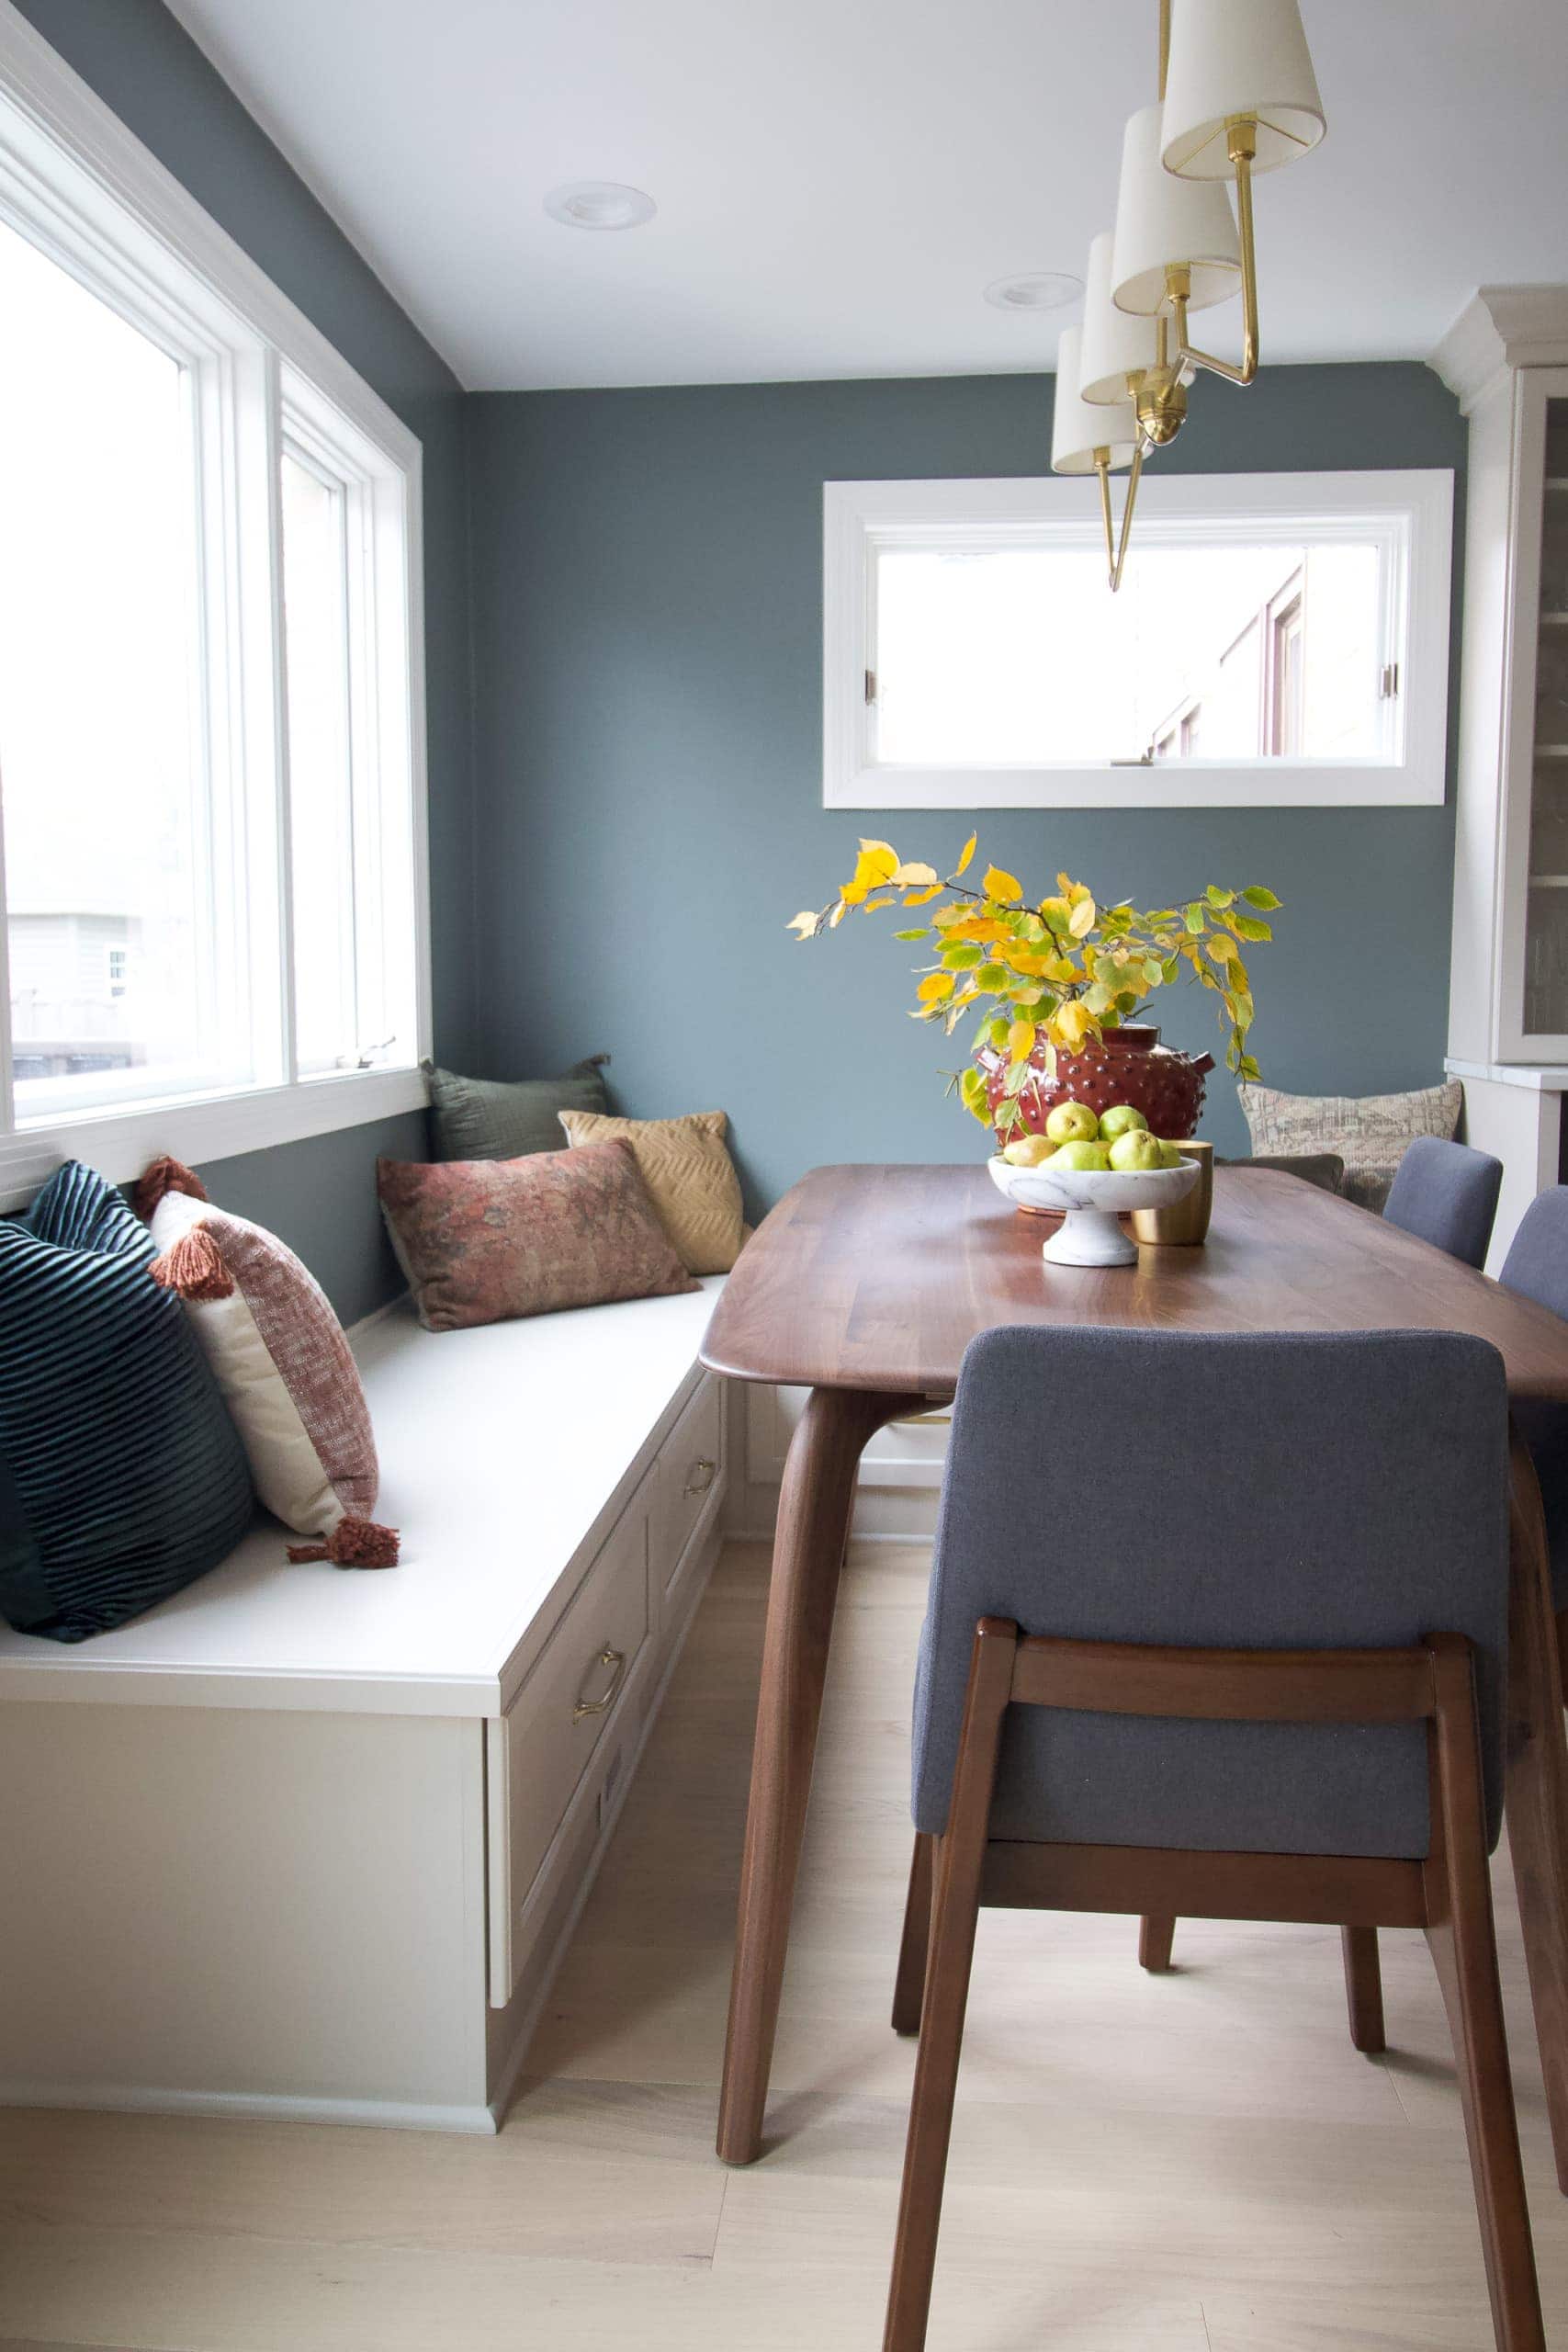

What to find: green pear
left=1099, top=1103, right=1149, bottom=1139
left=1050, top=1139, right=1112, bottom=1172
left=1044, top=1101, right=1100, bottom=1144
left=1108, top=1128, right=1165, bottom=1172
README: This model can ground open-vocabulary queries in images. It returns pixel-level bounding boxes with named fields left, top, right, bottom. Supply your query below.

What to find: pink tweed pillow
left=135, top=1159, right=395, bottom=1567
left=378, top=1138, right=699, bottom=1333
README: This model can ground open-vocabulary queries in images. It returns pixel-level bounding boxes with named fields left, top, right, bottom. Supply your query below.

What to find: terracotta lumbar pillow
left=557, top=1108, right=745, bottom=1275
left=134, top=1158, right=398, bottom=1567
left=378, top=1138, right=699, bottom=1333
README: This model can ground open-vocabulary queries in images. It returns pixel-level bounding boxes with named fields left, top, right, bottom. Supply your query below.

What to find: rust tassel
left=134, top=1155, right=209, bottom=1221
left=287, top=1516, right=400, bottom=1570
left=149, top=1224, right=234, bottom=1302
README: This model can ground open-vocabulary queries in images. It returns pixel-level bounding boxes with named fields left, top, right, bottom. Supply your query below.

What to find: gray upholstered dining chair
left=1501, top=1185, right=1568, bottom=1679
left=1383, top=1135, right=1504, bottom=1269
left=883, top=1325, right=1541, bottom=2352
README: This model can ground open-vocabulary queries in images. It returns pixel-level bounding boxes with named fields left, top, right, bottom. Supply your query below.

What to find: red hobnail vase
left=978, top=1023, right=1213, bottom=1146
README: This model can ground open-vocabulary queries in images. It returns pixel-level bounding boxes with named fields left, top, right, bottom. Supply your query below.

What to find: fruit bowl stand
left=987, top=1154, right=1201, bottom=1268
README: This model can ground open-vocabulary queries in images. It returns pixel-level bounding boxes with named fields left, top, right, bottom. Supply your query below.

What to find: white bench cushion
left=0, top=1280, right=722, bottom=1714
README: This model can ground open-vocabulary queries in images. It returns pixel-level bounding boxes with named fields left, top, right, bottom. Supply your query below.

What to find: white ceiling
left=164, top=0, right=1568, bottom=392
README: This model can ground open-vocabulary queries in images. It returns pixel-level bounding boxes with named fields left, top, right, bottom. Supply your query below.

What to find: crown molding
left=1429, top=286, right=1568, bottom=414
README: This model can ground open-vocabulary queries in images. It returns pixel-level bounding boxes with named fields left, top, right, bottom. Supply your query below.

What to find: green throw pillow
left=422, top=1055, right=610, bottom=1162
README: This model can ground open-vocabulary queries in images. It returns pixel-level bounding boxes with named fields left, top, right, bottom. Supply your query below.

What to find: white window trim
left=0, top=0, right=432, bottom=1209
left=823, top=469, right=1453, bottom=811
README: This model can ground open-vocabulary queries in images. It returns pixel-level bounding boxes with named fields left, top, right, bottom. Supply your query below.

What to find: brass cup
left=1130, top=1139, right=1213, bottom=1247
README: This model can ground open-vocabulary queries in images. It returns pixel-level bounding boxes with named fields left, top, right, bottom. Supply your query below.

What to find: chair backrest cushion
left=912, top=1327, right=1510, bottom=1860
left=1382, top=1135, right=1503, bottom=1269
left=1500, top=1186, right=1568, bottom=1612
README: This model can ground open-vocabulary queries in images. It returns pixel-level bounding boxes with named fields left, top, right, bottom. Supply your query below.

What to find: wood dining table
left=700, top=1160, right=1568, bottom=2178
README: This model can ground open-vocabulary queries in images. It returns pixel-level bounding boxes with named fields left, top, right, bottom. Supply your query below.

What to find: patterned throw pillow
left=0, top=1160, right=254, bottom=1643
left=422, top=1054, right=610, bottom=1161
left=1238, top=1080, right=1462, bottom=1213
left=378, top=1139, right=699, bottom=1332
left=135, top=1159, right=397, bottom=1567
left=558, top=1108, right=746, bottom=1274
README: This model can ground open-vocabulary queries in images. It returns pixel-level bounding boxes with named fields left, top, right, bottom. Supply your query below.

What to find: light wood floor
left=2, top=1539, right=1566, bottom=2350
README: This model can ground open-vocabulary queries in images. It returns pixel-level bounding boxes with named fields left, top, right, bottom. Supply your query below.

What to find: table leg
left=717, top=1383, right=914, bottom=2165
left=1505, top=1430, right=1568, bottom=2194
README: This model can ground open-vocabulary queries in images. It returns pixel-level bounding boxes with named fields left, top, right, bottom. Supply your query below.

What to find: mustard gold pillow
left=558, top=1108, right=745, bottom=1274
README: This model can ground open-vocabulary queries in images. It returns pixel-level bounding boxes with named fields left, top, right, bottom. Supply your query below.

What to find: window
left=0, top=13, right=428, bottom=1203
left=824, top=471, right=1452, bottom=809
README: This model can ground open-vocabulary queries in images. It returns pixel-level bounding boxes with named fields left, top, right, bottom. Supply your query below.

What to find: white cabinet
left=1433, top=292, right=1568, bottom=1262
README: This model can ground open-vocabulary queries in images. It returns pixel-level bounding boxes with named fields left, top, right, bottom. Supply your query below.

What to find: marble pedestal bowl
left=987, top=1152, right=1201, bottom=1268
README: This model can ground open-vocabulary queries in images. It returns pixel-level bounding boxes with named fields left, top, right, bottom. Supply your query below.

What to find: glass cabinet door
left=1511, top=384, right=1568, bottom=1052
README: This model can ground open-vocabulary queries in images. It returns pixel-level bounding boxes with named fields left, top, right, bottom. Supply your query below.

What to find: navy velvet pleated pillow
left=0, top=1160, right=254, bottom=1643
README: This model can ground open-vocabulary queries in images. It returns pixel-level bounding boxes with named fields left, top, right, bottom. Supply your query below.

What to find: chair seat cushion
left=0, top=1162, right=254, bottom=1643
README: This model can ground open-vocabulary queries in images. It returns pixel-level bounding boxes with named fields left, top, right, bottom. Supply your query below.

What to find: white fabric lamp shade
left=1078, top=231, right=1162, bottom=406
left=1111, top=104, right=1241, bottom=313
left=1161, top=0, right=1325, bottom=178
left=1051, top=325, right=1135, bottom=477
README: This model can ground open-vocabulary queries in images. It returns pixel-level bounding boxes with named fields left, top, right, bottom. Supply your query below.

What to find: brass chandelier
left=1051, top=0, right=1327, bottom=590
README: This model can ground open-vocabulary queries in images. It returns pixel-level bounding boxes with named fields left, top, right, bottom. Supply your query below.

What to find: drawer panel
left=491, top=1476, right=651, bottom=1996
left=655, top=1373, right=724, bottom=1596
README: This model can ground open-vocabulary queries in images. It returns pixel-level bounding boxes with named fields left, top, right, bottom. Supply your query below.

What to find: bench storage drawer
left=487, top=1472, right=653, bottom=2001
left=655, top=1372, right=724, bottom=1598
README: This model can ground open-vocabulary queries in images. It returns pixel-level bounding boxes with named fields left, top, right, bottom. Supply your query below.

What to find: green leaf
left=942, top=942, right=985, bottom=968
left=976, top=962, right=1010, bottom=990
left=893, top=926, right=930, bottom=942
left=987, top=1016, right=1010, bottom=1051
left=1205, top=886, right=1235, bottom=910
left=1161, top=954, right=1181, bottom=986
left=1229, top=913, right=1272, bottom=943
left=1239, top=1054, right=1261, bottom=1081
left=1184, top=902, right=1205, bottom=934
left=1241, top=886, right=1281, bottom=911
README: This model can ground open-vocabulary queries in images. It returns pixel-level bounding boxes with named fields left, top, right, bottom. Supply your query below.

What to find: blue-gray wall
left=468, top=367, right=1465, bottom=1198
left=8, top=6, right=1472, bottom=1286
left=10, top=0, right=476, bottom=1317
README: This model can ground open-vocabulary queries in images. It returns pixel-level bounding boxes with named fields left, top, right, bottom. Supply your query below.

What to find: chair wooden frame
left=884, top=1619, right=1545, bottom=2352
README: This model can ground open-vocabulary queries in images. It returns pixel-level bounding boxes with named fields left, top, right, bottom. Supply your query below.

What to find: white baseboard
left=0, top=2077, right=498, bottom=2134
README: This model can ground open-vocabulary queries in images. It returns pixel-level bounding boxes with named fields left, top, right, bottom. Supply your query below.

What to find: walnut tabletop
left=702, top=1161, right=1568, bottom=1402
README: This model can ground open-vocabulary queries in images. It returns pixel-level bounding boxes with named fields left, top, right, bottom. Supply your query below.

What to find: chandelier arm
left=1111, top=440, right=1145, bottom=593
left=1094, top=442, right=1145, bottom=594
left=1171, top=127, right=1259, bottom=387
left=1095, top=451, right=1117, bottom=589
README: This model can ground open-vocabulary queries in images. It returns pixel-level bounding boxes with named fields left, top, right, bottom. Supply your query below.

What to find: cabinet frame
left=1498, top=367, right=1568, bottom=1061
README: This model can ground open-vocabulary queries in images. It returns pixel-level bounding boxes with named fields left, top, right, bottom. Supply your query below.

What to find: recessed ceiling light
left=544, top=182, right=657, bottom=232
left=984, top=271, right=1082, bottom=313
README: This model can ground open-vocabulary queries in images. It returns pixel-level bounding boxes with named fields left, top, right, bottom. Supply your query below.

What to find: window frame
left=823, top=469, right=1453, bottom=811
left=0, top=1, right=431, bottom=1209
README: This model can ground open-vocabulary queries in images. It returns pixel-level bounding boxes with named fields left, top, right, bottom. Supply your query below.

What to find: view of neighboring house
left=7, top=907, right=141, bottom=1080
left=1138, top=543, right=1383, bottom=763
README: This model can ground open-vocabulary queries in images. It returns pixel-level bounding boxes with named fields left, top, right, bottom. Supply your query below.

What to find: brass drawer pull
left=572, top=1645, right=626, bottom=1723
left=683, top=1457, right=717, bottom=1498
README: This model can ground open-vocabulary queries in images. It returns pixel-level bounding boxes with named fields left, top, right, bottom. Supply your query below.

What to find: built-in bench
left=0, top=1278, right=727, bottom=2132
